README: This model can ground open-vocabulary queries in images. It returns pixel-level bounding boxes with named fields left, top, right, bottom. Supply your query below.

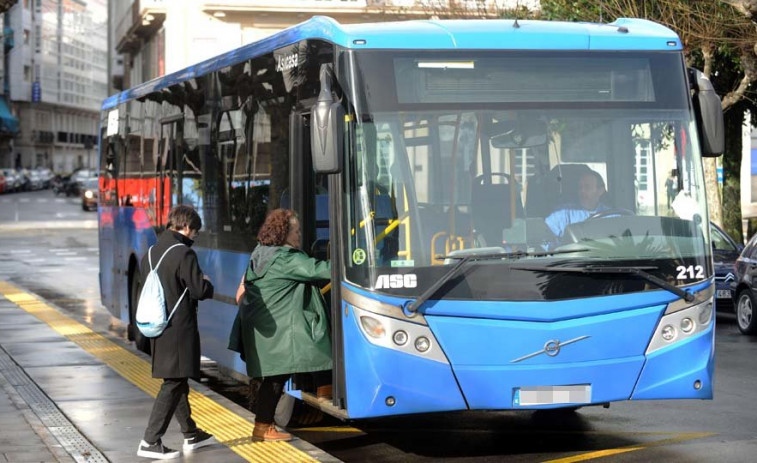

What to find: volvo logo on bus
left=544, top=340, right=561, bottom=357
left=510, top=336, right=591, bottom=363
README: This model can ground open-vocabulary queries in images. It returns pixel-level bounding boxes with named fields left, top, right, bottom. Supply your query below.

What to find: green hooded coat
left=228, top=245, right=332, bottom=378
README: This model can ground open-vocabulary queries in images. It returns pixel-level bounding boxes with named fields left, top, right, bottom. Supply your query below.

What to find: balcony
left=200, top=0, right=535, bottom=16
left=115, top=0, right=167, bottom=54
left=202, top=0, right=368, bottom=11
left=32, top=130, right=55, bottom=144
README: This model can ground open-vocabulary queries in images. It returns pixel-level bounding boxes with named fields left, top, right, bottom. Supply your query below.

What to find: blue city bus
left=99, top=16, right=724, bottom=419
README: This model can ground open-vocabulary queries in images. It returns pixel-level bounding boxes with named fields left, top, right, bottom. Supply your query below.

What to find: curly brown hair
left=257, top=209, right=297, bottom=246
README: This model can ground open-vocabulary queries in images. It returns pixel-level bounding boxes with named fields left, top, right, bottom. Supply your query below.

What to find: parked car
left=711, top=222, right=742, bottom=310
left=36, top=168, right=53, bottom=188
left=71, top=168, right=97, bottom=183
left=731, top=232, right=757, bottom=335
left=80, top=177, right=98, bottom=211
left=0, top=172, right=5, bottom=193
left=27, top=170, right=44, bottom=190
left=2, top=169, right=21, bottom=192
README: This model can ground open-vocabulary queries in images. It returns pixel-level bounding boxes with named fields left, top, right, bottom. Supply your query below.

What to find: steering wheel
left=586, top=208, right=635, bottom=220
left=561, top=208, right=635, bottom=244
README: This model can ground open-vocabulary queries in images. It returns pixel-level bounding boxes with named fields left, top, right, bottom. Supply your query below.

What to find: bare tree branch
left=722, top=51, right=757, bottom=109
left=723, top=0, right=757, bottom=18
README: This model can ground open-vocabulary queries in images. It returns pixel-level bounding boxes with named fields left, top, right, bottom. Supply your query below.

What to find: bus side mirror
left=311, top=64, right=343, bottom=174
left=688, top=68, right=724, bottom=157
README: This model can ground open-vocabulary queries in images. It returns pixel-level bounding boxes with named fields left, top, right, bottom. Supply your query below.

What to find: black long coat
left=139, top=230, right=213, bottom=378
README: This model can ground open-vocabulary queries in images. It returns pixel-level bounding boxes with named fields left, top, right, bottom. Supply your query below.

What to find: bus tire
left=736, top=289, right=757, bottom=335
left=129, top=269, right=152, bottom=355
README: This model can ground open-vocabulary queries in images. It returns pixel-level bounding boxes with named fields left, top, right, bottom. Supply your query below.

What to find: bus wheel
left=736, top=290, right=757, bottom=335
left=129, top=270, right=152, bottom=355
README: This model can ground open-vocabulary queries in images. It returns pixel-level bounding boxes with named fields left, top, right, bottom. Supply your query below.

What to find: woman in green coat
left=228, top=208, right=331, bottom=442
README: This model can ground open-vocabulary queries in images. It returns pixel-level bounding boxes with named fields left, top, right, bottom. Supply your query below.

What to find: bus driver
left=544, top=169, right=609, bottom=238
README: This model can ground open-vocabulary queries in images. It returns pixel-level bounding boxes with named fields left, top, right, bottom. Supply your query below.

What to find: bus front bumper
left=342, top=299, right=714, bottom=417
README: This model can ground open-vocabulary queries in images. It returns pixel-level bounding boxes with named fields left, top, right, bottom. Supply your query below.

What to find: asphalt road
left=1, top=189, right=756, bottom=462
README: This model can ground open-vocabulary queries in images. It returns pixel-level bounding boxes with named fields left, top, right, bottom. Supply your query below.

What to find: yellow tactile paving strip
left=0, top=281, right=316, bottom=463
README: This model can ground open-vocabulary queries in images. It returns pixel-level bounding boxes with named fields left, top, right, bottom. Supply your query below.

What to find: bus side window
left=180, top=112, right=203, bottom=211
left=123, top=100, right=143, bottom=208
left=142, top=100, right=161, bottom=226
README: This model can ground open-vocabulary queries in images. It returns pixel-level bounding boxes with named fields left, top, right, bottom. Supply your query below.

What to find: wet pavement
left=1, top=190, right=757, bottom=462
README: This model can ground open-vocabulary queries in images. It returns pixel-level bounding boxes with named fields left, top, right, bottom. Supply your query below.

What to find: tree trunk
left=722, top=107, right=745, bottom=243
left=704, top=158, right=723, bottom=226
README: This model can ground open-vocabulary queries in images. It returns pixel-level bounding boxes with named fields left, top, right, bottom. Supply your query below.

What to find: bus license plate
left=514, top=385, right=591, bottom=406
left=716, top=289, right=731, bottom=299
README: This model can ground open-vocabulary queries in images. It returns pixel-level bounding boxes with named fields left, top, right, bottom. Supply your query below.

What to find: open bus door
left=288, top=110, right=348, bottom=418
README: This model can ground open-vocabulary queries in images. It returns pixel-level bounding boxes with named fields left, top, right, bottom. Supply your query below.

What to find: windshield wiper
left=406, top=248, right=589, bottom=314
left=511, top=264, right=695, bottom=302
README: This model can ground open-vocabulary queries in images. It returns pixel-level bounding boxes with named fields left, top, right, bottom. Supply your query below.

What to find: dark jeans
left=254, top=374, right=291, bottom=424
left=143, top=378, right=197, bottom=444
left=254, top=371, right=332, bottom=424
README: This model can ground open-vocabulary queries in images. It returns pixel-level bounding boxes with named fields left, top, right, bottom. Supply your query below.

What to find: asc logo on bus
left=376, top=274, right=417, bottom=289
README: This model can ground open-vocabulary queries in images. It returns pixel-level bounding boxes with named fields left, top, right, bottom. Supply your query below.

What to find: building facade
left=4, top=0, right=107, bottom=172
left=111, top=0, right=538, bottom=91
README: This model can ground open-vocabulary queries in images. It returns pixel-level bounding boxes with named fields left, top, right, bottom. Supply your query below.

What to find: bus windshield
left=339, top=50, right=711, bottom=301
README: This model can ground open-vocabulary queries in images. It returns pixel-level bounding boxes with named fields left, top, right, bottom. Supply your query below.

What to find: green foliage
left=539, top=0, right=602, bottom=22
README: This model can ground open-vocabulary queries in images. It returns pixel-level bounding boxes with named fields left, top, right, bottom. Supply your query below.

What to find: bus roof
left=102, top=16, right=681, bottom=111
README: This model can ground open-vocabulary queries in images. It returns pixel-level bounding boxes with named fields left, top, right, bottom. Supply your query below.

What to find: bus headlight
left=646, top=297, right=714, bottom=355
left=698, top=303, right=713, bottom=324
left=352, top=306, right=448, bottom=364
left=392, top=330, right=408, bottom=346
left=360, top=316, right=385, bottom=338
left=414, top=336, right=430, bottom=352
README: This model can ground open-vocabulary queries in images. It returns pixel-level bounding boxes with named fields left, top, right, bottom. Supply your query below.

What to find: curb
left=0, top=220, right=97, bottom=230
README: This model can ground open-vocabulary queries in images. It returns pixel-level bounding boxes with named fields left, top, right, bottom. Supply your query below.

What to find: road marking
left=0, top=281, right=320, bottom=463
left=55, top=199, right=65, bottom=203
left=542, top=432, right=715, bottom=463
left=63, top=257, right=87, bottom=261
left=54, top=252, right=77, bottom=256
left=24, top=259, right=46, bottom=263
left=38, top=268, right=62, bottom=273
left=19, top=198, right=30, bottom=203
left=86, top=267, right=99, bottom=271
left=50, top=249, right=70, bottom=252
left=10, top=250, right=31, bottom=254
left=86, top=248, right=99, bottom=252
left=36, top=199, right=48, bottom=203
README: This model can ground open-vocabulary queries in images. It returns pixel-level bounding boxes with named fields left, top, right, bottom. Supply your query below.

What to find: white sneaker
left=183, top=429, right=216, bottom=451
left=137, top=440, right=180, bottom=460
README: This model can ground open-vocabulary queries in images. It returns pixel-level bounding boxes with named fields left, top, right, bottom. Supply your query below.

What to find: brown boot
left=316, top=384, right=332, bottom=402
left=251, top=422, right=292, bottom=442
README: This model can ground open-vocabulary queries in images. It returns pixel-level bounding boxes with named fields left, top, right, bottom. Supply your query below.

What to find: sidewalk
left=0, top=364, right=74, bottom=463
left=0, top=346, right=92, bottom=463
left=0, top=282, right=337, bottom=463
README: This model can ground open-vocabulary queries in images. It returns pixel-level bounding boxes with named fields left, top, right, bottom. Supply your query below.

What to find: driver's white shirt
left=545, top=203, right=609, bottom=237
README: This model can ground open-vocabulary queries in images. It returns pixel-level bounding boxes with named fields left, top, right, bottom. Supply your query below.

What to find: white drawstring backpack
left=136, top=243, right=188, bottom=338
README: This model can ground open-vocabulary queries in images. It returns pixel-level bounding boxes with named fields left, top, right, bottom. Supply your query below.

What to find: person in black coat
left=137, top=205, right=216, bottom=460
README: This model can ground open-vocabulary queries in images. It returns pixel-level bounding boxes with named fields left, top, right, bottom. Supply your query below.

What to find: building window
left=24, top=30, right=30, bottom=45
left=23, top=66, right=31, bottom=82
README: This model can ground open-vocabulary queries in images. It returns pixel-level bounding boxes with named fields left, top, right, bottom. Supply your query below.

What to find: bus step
left=300, top=391, right=349, bottom=421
